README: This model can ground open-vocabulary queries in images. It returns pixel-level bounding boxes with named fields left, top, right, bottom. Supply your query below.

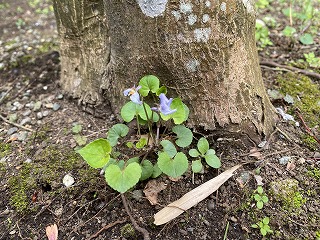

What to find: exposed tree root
left=87, top=219, right=127, bottom=240
left=121, top=193, right=151, bottom=240
left=260, top=60, right=320, bottom=80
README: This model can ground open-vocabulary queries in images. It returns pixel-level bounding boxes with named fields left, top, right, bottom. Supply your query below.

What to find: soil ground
left=0, top=1, right=319, bottom=240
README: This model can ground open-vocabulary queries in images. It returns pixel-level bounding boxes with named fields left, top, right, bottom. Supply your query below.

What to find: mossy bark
left=52, top=0, right=276, bottom=142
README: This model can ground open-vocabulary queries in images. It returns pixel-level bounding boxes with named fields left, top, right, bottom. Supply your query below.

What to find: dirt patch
left=0, top=1, right=320, bottom=240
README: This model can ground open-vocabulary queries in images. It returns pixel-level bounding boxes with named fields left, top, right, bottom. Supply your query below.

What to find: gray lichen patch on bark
left=136, top=0, right=168, bottom=18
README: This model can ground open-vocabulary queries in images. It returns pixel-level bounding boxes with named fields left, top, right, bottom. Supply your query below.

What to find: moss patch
left=269, top=178, right=307, bottom=212
left=277, top=73, right=320, bottom=127
left=7, top=145, right=98, bottom=213
left=0, top=142, right=12, bottom=158
left=8, top=163, right=37, bottom=213
left=307, top=167, right=320, bottom=180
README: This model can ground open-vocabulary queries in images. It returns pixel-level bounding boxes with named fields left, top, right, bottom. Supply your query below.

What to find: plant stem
left=223, top=221, right=230, bottom=240
left=121, top=193, right=150, bottom=240
left=156, top=122, right=160, bottom=146
left=136, top=114, right=141, bottom=137
left=142, top=102, right=154, bottom=144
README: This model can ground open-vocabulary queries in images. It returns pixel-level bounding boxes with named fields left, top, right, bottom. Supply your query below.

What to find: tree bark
left=52, top=0, right=277, bottom=142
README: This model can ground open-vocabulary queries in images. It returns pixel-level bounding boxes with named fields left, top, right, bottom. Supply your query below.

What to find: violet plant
left=77, top=75, right=221, bottom=193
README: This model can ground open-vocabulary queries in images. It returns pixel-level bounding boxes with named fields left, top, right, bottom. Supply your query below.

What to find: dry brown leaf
left=254, top=175, right=264, bottom=186
left=143, top=179, right=167, bottom=205
left=286, top=161, right=296, bottom=171
left=154, top=164, right=242, bottom=225
left=168, top=176, right=182, bottom=182
left=236, top=177, right=245, bottom=188
left=248, top=148, right=263, bottom=160
left=46, top=223, right=58, bottom=240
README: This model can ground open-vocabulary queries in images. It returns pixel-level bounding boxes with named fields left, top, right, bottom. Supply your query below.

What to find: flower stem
left=142, top=102, right=154, bottom=145
left=136, top=114, right=141, bottom=137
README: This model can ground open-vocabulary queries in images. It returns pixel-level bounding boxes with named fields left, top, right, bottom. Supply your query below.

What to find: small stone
left=258, top=140, right=267, bottom=148
left=43, top=110, right=50, bottom=117
left=279, top=156, right=291, bottom=165
left=36, top=112, right=43, bottom=119
left=56, top=94, right=64, bottom=99
left=20, top=117, right=31, bottom=126
left=9, top=230, right=16, bottom=235
left=63, top=174, right=75, bottom=187
left=25, top=158, right=32, bottom=163
left=25, top=101, right=34, bottom=109
left=33, top=101, right=42, bottom=111
left=45, top=103, right=53, bottom=109
left=18, top=131, right=28, bottom=141
left=22, top=109, right=32, bottom=116
left=54, top=207, right=63, bottom=216
left=43, top=86, right=48, bottom=90
left=52, top=103, right=60, bottom=111
left=297, top=158, right=305, bottom=164
left=230, top=216, right=238, bottom=222
left=13, top=101, right=23, bottom=110
left=207, top=199, right=215, bottom=210
left=7, top=127, right=18, bottom=135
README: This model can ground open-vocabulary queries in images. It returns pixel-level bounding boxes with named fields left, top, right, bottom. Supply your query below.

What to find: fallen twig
left=121, top=193, right=150, bottom=240
left=295, top=110, right=320, bottom=145
left=260, top=60, right=320, bottom=80
left=0, top=113, right=35, bottom=132
left=87, top=219, right=127, bottom=240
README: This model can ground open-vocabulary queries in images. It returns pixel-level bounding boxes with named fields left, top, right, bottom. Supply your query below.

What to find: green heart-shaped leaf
left=107, top=124, right=129, bottom=146
left=172, top=125, right=193, bottom=147
left=121, top=101, right=144, bottom=122
left=197, top=137, right=209, bottom=155
left=157, top=152, right=188, bottom=178
left=160, top=140, right=177, bottom=158
left=299, top=33, right=314, bottom=45
left=138, top=103, right=152, bottom=121
left=139, top=75, right=160, bottom=97
left=140, top=160, right=154, bottom=181
left=192, top=160, right=203, bottom=173
left=105, top=162, right=142, bottom=193
left=77, top=139, right=111, bottom=168
left=204, top=152, right=221, bottom=168
left=152, top=163, right=162, bottom=178
left=156, top=86, right=167, bottom=96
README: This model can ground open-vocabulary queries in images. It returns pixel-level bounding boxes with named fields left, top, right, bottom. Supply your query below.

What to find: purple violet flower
left=154, top=93, right=177, bottom=115
left=123, top=86, right=142, bottom=105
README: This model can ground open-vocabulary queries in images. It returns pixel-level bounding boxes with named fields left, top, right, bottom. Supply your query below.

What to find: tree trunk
left=52, top=0, right=277, bottom=142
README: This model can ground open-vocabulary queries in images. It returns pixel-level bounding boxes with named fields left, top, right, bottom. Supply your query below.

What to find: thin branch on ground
left=87, top=219, right=127, bottom=240
left=0, top=113, right=35, bottom=132
left=121, top=193, right=150, bottom=240
left=264, top=147, right=297, bottom=158
left=260, top=60, right=320, bottom=80
left=295, top=110, right=320, bottom=145
left=0, top=86, right=14, bottom=105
